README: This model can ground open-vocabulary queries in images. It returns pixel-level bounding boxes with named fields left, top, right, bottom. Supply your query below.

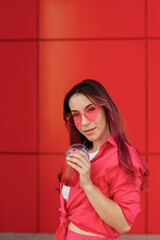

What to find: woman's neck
left=91, top=128, right=111, bottom=152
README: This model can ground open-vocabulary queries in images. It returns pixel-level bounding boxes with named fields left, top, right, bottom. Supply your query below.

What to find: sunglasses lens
left=66, top=105, right=99, bottom=126
left=84, top=105, right=99, bottom=121
left=66, top=112, right=82, bottom=126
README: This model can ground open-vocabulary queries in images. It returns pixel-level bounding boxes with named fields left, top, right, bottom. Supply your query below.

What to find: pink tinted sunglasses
left=66, top=104, right=100, bottom=126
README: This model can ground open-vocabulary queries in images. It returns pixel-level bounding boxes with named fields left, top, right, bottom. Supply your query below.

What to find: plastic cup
left=61, top=143, right=89, bottom=187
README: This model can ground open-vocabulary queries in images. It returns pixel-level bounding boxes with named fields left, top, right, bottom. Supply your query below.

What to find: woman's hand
left=66, top=149, right=92, bottom=188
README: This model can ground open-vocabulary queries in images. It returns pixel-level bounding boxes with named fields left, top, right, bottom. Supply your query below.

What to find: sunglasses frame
left=66, top=104, right=100, bottom=127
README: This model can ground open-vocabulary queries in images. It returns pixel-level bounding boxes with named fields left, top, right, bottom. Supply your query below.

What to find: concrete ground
left=0, top=233, right=160, bottom=240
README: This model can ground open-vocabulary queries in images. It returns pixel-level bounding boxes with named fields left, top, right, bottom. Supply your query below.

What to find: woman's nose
left=81, top=115, right=91, bottom=125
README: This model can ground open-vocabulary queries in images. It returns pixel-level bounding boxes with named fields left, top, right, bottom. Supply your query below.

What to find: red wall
left=0, top=0, right=160, bottom=234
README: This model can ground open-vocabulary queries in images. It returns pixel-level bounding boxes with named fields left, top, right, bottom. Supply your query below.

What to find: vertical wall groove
left=145, top=0, right=148, bottom=234
left=37, top=0, right=40, bottom=232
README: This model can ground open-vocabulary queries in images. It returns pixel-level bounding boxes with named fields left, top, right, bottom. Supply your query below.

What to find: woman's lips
left=84, top=127, right=96, bottom=134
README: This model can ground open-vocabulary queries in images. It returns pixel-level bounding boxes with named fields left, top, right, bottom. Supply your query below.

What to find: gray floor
left=0, top=233, right=160, bottom=240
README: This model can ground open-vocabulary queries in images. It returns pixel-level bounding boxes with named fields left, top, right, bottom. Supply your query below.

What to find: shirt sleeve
left=108, top=153, right=143, bottom=227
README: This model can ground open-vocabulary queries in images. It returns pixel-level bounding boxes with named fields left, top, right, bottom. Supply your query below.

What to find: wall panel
left=0, top=155, right=37, bottom=232
left=0, top=0, right=37, bottom=39
left=39, top=154, right=63, bottom=232
left=148, top=0, right=160, bottom=37
left=0, top=42, right=37, bottom=152
left=40, top=0, right=145, bottom=38
left=148, top=40, right=160, bottom=153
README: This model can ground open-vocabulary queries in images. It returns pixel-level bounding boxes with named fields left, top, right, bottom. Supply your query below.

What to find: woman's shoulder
left=105, top=142, right=143, bottom=174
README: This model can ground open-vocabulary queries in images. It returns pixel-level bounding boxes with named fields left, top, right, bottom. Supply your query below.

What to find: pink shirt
left=55, top=136, right=144, bottom=240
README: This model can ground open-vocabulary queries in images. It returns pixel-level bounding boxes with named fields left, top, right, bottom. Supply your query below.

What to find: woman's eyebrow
left=71, top=103, right=93, bottom=112
left=84, top=103, right=93, bottom=109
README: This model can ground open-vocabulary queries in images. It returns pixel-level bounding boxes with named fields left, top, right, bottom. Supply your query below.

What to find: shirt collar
left=106, top=135, right=117, bottom=147
left=100, top=135, right=117, bottom=150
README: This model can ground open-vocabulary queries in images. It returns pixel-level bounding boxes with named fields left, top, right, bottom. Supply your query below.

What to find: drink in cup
left=61, top=143, right=89, bottom=187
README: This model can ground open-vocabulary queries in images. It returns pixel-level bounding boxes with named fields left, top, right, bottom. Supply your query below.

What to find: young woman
left=55, top=79, right=149, bottom=240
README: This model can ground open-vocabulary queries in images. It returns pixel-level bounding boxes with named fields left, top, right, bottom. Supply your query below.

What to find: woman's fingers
left=66, top=151, right=90, bottom=174
left=67, top=149, right=90, bottom=166
left=66, top=149, right=91, bottom=187
left=66, top=155, right=86, bottom=170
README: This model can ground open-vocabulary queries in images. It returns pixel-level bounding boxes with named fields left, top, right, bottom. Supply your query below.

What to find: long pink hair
left=62, top=79, right=149, bottom=189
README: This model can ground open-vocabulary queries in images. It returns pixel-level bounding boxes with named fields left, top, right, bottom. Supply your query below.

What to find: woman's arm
left=82, top=181, right=131, bottom=234
left=67, top=149, right=131, bottom=234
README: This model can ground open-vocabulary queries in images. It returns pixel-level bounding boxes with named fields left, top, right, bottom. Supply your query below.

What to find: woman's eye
left=72, top=112, right=80, bottom=118
left=87, top=106, right=96, bottom=112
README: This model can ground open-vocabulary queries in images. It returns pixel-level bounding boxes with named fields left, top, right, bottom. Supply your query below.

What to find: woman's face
left=68, top=93, right=111, bottom=150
